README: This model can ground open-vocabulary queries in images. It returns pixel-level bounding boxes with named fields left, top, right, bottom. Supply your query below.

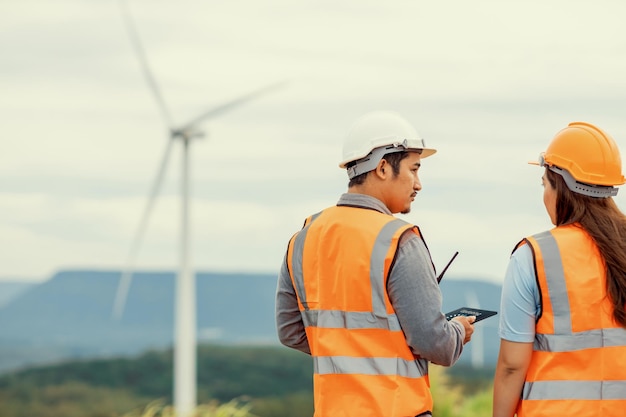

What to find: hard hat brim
left=421, top=148, right=437, bottom=159
left=339, top=146, right=437, bottom=169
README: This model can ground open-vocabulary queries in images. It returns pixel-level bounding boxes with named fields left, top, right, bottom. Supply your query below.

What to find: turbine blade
left=465, top=290, right=480, bottom=308
left=118, top=0, right=175, bottom=129
left=112, top=137, right=175, bottom=320
left=180, top=80, right=288, bottom=131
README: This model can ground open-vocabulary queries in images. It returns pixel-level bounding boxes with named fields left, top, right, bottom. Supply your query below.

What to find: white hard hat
left=339, top=111, right=436, bottom=179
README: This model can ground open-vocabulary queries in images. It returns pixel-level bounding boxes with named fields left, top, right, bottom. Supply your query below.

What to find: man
left=275, top=110, right=475, bottom=417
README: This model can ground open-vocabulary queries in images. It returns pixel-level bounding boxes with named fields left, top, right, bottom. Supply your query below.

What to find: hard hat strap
left=347, top=145, right=401, bottom=179
left=548, top=165, right=618, bottom=198
left=347, top=141, right=424, bottom=179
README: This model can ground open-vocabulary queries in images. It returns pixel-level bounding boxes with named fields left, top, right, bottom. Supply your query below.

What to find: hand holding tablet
left=445, top=307, right=497, bottom=323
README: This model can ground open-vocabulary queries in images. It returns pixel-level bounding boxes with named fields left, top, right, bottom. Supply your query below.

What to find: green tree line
left=0, top=344, right=494, bottom=417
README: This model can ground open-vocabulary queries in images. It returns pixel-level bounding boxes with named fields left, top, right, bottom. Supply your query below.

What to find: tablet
left=445, top=307, right=498, bottom=322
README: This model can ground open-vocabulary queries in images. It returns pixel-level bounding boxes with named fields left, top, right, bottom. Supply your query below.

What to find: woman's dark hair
left=347, top=151, right=409, bottom=187
left=547, top=168, right=626, bottom=327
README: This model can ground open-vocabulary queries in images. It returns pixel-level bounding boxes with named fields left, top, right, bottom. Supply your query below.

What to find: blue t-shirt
left=498, top=243, right=541, bottom=343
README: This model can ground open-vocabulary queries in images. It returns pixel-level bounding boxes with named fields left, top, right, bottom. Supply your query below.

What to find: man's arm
left=387, top=233, right=467, bottom=366
left=275, top=255, right=311, bottom=354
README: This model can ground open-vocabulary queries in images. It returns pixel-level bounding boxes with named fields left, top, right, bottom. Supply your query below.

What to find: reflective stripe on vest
left=523, top=380, right=626, bottom=401
left=315, top=355, right=429, bottom=378
left=534, top=328, right=626, bottom=352
left=532, top=231, right=572, bottom=334
left=290, top=211, right=322, bottom=311
left=518, top=225, right=626, bottom=416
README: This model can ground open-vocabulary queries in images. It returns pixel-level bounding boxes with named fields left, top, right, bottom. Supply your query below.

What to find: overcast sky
left=2, top=0, right=626, bottom=284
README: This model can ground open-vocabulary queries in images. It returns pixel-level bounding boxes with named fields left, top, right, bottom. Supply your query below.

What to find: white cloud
left=2, top=0, right=626, bottom=282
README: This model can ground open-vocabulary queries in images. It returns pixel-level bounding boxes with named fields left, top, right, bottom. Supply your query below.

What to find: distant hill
left=0, top=270, right=501, bottom=373
left=0, top=281, right=35, bottom=307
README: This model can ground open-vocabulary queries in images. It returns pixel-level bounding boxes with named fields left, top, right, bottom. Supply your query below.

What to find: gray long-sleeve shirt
left=275, top=193, right=465, bottom=366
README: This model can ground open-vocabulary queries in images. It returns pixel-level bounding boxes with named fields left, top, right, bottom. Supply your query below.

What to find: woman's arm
left=493, top=339, right=533, bottom=417
left=493, top=243, right=540, bottom=416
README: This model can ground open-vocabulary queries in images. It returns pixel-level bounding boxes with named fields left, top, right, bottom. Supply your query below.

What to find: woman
left=493, top=122, right=626, bottom=417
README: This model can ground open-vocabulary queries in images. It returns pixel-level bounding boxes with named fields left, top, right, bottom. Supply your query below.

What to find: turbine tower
left=112, top=1, right=285, bottom=415
left=464, top=289, right=484, bottom=368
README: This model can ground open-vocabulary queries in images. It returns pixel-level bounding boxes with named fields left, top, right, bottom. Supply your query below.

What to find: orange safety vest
left=286, top=205, right=433, bottom=417
left=516, top=224, right=626, bottom=417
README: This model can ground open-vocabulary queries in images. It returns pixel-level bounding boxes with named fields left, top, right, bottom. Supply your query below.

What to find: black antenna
left=437, top=251, right=459, bottom=283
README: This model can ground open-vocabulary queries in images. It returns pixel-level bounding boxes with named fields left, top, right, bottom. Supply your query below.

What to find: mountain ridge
left=0, top=269, right=501, bottom=373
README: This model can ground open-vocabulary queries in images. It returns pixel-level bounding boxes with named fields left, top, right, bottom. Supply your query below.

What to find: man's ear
left=374, top=158, right=388, bottom=179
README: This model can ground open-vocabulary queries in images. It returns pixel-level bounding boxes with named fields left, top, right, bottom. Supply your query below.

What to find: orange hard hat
left=532, top=122, right=625, bottom=197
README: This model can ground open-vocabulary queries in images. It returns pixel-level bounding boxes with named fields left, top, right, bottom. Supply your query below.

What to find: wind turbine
left=111, top=1, right=286, bottom=415
left=464, top=289, right=484, bottom=368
